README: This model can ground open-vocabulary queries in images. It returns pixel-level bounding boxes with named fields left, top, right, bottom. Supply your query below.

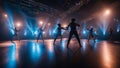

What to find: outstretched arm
left=61, top=27, right=67, bottom=30
left=66, top=24, right=70, bottom=30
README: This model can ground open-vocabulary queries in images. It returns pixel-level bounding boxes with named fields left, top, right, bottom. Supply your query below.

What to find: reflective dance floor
left=0, top=39, right=120, bottom=68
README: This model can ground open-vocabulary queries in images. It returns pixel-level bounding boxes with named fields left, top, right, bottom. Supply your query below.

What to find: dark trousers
left=37, top=33, right=44, bottom=43
left=53, top=33, right=62, bottom=44
left=67, top=31, right=81, bottom=48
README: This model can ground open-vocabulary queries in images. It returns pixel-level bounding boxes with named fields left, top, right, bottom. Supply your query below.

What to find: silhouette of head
left=91, top=28, right=93, bottom=30
left=71, top=18, right=76, bottom=22
left=58, top=24, right=61, bottom=27
left=90, top=26, right=93, bottom=29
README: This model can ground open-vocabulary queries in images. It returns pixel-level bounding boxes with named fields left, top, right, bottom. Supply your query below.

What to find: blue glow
left=52, top=19, right=61, bottom=35
left=5, top=9, right=15, bottom=35
left=61, top=30, right=65, bottom=35
left=6, top=44, right=16, bottom=68
left=24, top=30, right=27, bottom=36
left=25, top=19, right=34, bottom=36
left=83, top=30, right=87, bottom=35
left=94, top=31, right=97, bottom=35
left=82, top=40, right=87, bottom=51
left=30, top=42, right=43, bottom=63
left=53, top=26, right=58, bottom=34
left=103, top=31, right=106, bottom=35
left=34, top=30, right=38, bottom=35
left=117, top=29, right=120, bottom=32
left=11, top=29, right=15, bottom=35
left=95, top=39, right=98, bottom=42
left=103, top=21, right=108, bottom=35
left=82, top=22, right=88, bottom=36
left=53, top=30, right=56, bottom=34
left=61, top=39, right=66, bottom=51
left=117, top=26, right=120, bottom=32
left=49, top=29, right=52, bottom=36
left=82, top=28, right=88, bottom=37
left=93, top=39, right=99, bottom=49
left=43, top=31, right=45, bottom=34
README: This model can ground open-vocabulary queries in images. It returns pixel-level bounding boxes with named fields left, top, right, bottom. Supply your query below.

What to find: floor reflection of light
left=6, top=44, right=16, bottom=68
left=92, top=39, right=99, bottom=49
left=61, top=39, right=66, bottom=51
left=94, top=42, right=97, bottom=49
left=0, top=42, right=14, bottom=47
left=46, top=40, right=54, bottom=61
left=15, top=41, right=21, bottom=62
left=30, top=42, right=42, bottom=63
left=102, top=42, right=112, bottom=68
left=81, top=40, right=87, bottom=51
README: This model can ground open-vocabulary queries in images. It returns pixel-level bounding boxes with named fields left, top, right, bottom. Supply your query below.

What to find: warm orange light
left=16, top=22, right=21, bottom=27
left=104, top=9, right=110, bottom=16
left=102, top=42, right=112, bottom=68
left=39, top=21, right=43, bottom=25
left=63, top=24, right=67, bottom=28
left=4, top=14, right=8, bottom=18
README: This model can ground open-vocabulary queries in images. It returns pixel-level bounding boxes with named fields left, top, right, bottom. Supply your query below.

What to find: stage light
left=53, top=30, right=56, bottom=34
left=43, top=31, right=45, bottom=34
left=117, top=29, right=119, bottom=32
left=82, top=30, right=87, bottom=35
left=4, top=14, right=8, bottom=18
left=39, top=21, right=43, bottom=26
left=104, top=9, right=110, bottom=16
left=63, top=24, right=67, bottom=28
left=24, top=31, right=27, bottom=36
left=16, top=22, right=21, bottom=27
left=117, top=27, right=120, bottom=32
left=34, top=31, right=38, bottom=35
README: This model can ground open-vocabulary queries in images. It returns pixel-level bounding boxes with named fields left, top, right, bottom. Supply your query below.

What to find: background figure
left=66, top=18, right=82, bottom=48
left=53, top=24, right=66, bottom=45
left=109, top=28, right=113, bottom=40
left=37, top=28, right=44, bottom=43
left=11, top=27, right=20, bottom=42
left=88, top=27, right=95, bottom=42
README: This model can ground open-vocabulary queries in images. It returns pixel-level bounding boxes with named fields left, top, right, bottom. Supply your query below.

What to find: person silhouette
left=66, top=18, right=82, bottom=48
left=53, top=23, right=66, bottom=45
left=109, top=28, right=113, bottom=40
left=11, top=27, right=20, bottom=42
left=88, top=26, right=95, bottom=42
left=37, top=27, right=44, bottom=43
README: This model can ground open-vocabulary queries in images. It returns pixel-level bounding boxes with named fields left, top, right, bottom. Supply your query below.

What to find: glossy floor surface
left=0, top=39, right=120, bottom=68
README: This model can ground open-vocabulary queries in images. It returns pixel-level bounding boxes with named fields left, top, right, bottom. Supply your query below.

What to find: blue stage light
left=24, top=30, right=27, bottom=36
left=117, top=26, right=120, bottom=32
left=6, top=44, right=16, bottom=68
left=34, top=31, right=38, bottom=35
left=83, top=30, right=86, bottom=35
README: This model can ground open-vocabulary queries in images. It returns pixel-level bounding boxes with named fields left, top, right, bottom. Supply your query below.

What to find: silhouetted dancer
left=66, top=18, right=82, bottom=48
left=37, top=27, right=44, bottom=43
left=53, top=24, right=66, bottom=45
left=88, top=27, right=95, bottom=42
left=109, top=28, right=113, bottom=40
left=11, top=27, right=20, bottom=43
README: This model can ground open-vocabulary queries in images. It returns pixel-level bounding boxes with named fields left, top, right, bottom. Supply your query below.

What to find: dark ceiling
left=34, top=0, right=81, bottom=10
